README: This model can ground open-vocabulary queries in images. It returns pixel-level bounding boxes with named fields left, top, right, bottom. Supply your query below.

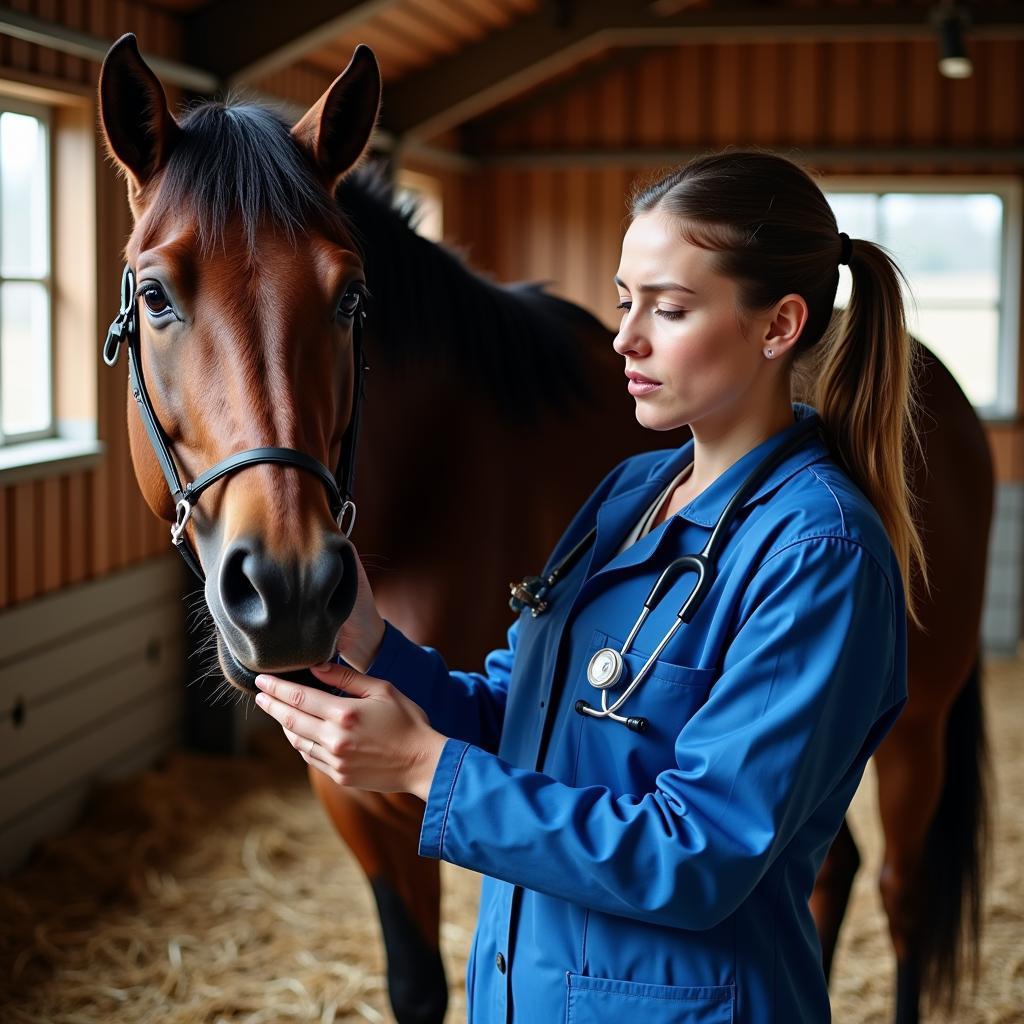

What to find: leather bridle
left=103, top=263, right=367, bottom=583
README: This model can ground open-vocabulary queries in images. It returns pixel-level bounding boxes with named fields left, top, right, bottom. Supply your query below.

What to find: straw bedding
left=2, top=658, right=1022, bottom=1023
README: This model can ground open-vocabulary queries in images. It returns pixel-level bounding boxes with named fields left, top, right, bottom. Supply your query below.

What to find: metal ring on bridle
left=337, top=499, right=357, bottom=538
left=171, top=498, right=193, bottom=546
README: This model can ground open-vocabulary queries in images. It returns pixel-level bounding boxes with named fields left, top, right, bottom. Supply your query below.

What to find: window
left=0, top=98, right=52, bottom=445
left=824, top=178, right=1021, bottom=418
left=395, top=168, right=444, bottom=243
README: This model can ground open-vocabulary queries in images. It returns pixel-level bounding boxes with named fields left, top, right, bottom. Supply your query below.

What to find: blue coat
left=366, top=402, right=907, bottom=1023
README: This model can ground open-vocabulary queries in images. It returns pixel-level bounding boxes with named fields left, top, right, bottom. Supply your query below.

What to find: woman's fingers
left=309, top=661, right=390, bottom=699
left=254, top=677, right=345, bottom=754
left=254, top=671, right=340, bottom=718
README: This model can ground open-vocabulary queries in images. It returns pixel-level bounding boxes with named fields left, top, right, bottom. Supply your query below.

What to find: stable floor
left=1, top=657, right=1022, bottom=1023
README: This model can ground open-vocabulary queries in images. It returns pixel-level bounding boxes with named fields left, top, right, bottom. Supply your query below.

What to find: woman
left=254, top=150, right=922, bottom=1022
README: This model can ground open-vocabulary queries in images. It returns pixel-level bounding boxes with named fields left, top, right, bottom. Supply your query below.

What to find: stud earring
left=765, top=348, right=774, bottom=359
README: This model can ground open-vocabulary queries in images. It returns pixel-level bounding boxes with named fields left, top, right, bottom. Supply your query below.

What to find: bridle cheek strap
left=103, top=263, right=367, bottom=583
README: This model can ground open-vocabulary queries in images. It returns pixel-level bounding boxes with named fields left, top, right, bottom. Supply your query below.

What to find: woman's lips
left=625, top=371, right=662, bottom=396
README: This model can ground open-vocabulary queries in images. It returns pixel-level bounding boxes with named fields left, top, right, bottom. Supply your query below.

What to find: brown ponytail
left=630, top=149, right=927, bottom=622
left=807, top=238, right=928, bottom=625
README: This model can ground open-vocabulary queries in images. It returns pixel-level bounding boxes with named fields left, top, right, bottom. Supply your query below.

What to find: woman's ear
left=291, top=44, right=381, bottom=192
left=98, top=33, right=180, bottom=202
left=763, top=294, right=809, bottom=358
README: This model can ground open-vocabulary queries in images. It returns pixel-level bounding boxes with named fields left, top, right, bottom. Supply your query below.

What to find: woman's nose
left=612, top=310, right=650, bottom=357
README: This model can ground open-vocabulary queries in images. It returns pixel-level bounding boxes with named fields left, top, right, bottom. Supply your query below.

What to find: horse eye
left=142, top=286, right=171, bottom=315
left=337, top=285, right=365, bottom=320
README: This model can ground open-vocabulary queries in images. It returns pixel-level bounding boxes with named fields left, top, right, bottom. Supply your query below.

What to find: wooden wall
left=0, top=555, right=186, bottom=872
left=466, top=38, right=1023, bottom=314
left=2, top=17, right=1023, bottom=615
left=0, top=0, right=185, bottom=610
left=428, top=37, right=1024, bottom=481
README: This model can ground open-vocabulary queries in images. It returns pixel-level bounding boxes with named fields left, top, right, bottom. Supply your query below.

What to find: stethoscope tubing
left=576, top=418, right=821, bottom=733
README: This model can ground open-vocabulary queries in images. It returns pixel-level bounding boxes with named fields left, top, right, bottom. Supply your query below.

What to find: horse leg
left=810, top=817, right=861, bottom=981
left=872, top=699, right=946, bottom=1024
left=872, top=655, right=991, bottom=1024
left=307, top=771, right=447, bottom=1024
left=877, top=661, right=989, bottom=1024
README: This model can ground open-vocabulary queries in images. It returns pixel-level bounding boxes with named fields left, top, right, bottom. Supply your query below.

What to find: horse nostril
left=324, top=537, right=358, bottom=624
left=220, top=539, right=270, bottom=630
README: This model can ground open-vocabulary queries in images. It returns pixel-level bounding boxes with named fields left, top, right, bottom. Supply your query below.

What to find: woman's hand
left=254, top=662, right=447, bottom=801
left=336, top=546, right=386, bottom=672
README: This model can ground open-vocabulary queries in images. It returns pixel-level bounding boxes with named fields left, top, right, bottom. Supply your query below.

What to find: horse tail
left=919, top=656, right=991, bottom=1012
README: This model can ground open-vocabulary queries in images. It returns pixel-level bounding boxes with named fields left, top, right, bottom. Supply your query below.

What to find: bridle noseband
left=103, top=263, right=368, bottom=583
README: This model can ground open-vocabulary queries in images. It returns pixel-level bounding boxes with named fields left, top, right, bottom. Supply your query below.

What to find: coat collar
left=585, top=404, right=829, bottom=578
left=663, top=402, right=830, bottom=528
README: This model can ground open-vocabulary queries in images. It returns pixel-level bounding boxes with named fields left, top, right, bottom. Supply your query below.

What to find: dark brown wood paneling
left=0, top=488, right=8, bottom=607
left=0, top=0, right=187, bottom=608
left=452, top=36, right=1024, bottom=481
left=12, top=484, right=36, bottom=604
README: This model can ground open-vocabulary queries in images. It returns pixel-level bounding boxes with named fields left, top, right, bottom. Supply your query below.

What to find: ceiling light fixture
left=931, top=1, right=973, bottom=79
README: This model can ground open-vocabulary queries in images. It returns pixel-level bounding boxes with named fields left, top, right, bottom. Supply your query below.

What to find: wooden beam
left=381, top=1, right=1024, bottom=141
left=185, top=0, right=403, bottom=87
left=466, top=47, right=651, bottom=148
left=0, top=8, right=218, bottom=93
left=480, top=145, right=1024, bottom=170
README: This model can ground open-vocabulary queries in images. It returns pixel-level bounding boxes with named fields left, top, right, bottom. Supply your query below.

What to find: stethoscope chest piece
left=587, top=647, right=624, bottom=689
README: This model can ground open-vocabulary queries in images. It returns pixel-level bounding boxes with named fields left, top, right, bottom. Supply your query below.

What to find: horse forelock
left=140, top=100, right=352, bottom=256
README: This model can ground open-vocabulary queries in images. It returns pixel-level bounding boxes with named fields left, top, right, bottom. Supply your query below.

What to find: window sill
left=0, top=438, right=105, bottom=485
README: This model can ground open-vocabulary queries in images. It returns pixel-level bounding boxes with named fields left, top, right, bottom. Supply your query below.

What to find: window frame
left=0, top=93, right=56, bottom=446
left=821, top=174, right=1022, bottom=421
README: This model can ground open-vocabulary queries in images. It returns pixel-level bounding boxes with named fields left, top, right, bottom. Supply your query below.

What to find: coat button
left=495, top=952, right=506, bottom=974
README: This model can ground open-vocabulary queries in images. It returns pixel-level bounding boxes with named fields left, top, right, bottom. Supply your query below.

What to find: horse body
left=97, top=37, right=991, bottom=1024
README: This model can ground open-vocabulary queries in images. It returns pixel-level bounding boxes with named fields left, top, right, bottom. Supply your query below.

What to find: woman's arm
left=416, top=535, right=906, bottom=930
left=362, top=618, right=520, bottom=754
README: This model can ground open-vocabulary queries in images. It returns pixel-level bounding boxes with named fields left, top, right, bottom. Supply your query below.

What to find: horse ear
left=98, top=33, right=180, bottom=197
left=291, top=44, right=381, bottom=190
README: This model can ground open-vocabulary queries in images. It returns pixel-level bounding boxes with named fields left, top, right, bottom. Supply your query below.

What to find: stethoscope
left=509, top=418, right=821, bottom=733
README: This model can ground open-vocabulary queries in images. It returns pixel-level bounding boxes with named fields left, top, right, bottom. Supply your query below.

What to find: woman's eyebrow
left=613, top=275, right=696, bottom=296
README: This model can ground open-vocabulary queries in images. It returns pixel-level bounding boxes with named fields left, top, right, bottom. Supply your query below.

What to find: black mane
left=339, top=167, right=604, bottom=416
left=153, top=99, right=606, bottom=417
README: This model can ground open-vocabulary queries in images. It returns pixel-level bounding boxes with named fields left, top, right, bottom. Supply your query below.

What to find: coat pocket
left=566, top=972, right=735, bottom=1023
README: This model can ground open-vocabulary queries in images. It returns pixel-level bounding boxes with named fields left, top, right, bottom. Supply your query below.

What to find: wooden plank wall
left=469, top=37, right=1023, bottom=309
left=0, top=0, right=185, bottom=611
left=2, top=18, right=1022, bottom=614
left=0, top=554, right=186, bottom=872
left=454, top=38, right=1024, bottom=481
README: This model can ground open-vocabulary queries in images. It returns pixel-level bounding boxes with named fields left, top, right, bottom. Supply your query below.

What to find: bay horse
left=98, top=36, right=992, bottom=1024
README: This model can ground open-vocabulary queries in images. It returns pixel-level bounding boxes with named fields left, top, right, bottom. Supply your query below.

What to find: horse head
left=98, top=33, right=381, bottom=691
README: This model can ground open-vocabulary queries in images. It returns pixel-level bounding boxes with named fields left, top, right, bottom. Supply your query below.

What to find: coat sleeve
left=416, top=535, right=907, bottom=930
left=365, top=617, right=519, bottom=754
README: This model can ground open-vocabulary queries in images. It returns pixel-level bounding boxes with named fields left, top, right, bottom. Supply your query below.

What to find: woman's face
left=613, top=209, right=768, bottom=434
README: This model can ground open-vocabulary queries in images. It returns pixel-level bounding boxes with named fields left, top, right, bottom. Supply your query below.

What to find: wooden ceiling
left=306, top=0, right=539, bottom=84
left=133, top=0, right=1024, bottom=142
